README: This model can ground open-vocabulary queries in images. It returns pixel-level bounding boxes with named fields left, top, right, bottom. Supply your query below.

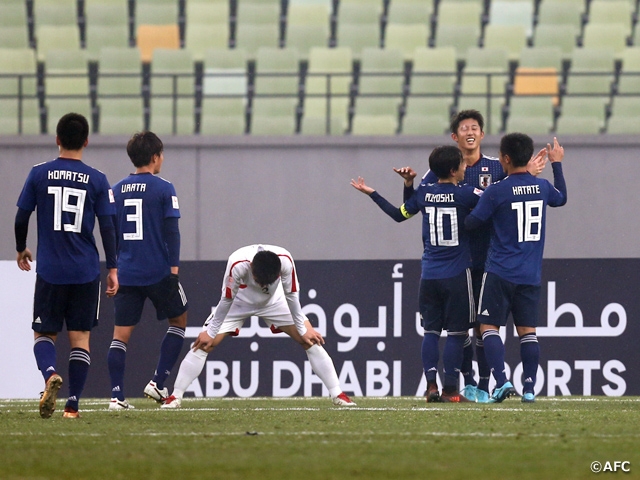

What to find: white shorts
left=203, top=299, right=299, bottom=336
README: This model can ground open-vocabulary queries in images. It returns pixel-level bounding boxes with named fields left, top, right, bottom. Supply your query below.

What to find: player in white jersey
left=161, top=244, right=356, bottom=408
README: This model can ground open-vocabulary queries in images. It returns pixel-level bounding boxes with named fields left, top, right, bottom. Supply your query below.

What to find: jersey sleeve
left=466, top=184, right=496, bottom=225
left=547, top=162, right=567, bottom=207
left=206, top=259, right=250, bottom=338
left=16, top=168, right=37, bottom=212
left=164, top=183, right=181, bottom=219
left=94, top=173, right=116, bottom=217
left=279, top=253, right=308, bottom=336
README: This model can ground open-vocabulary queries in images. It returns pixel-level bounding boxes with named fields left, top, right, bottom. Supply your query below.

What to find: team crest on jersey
left=479, top=174, right=492, bottom=188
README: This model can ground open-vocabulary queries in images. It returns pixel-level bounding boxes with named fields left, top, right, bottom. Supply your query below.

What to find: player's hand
left=393, top=166, right=417, bottom=187
left=16, top=248, right=32, bottom=271
left=105, top=268, right=119, bottom=297
left=527, top=148, right=548, bottom=176
left=193, top=330, right=216, bottom=352
left=350, top=177, right=375, bottom=195
left=547, top=137, right=564, bottom=163
left=301, top=327, right=324, bottom=347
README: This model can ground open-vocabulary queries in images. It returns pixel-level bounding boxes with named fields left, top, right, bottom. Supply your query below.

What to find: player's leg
left=109, top=286, right=144, bottom=410
left=513, top=284, right=542, bottom=403
left=471, top=268, right=491, bottom=394
left=63, top=276, right=101, bottom=418
left=32, top=275, right=65, bottom=418
left=460, top=269, right=482, bottom=390
left=419, top=278, right=443, bottom=403
left=146, top=276, right=189, bottom=402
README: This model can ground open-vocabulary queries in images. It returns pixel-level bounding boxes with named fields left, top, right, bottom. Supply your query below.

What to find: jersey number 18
left=511, top=200, right=543, bottom=242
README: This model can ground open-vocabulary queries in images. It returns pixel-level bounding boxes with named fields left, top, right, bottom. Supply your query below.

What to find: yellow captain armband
left=400, top=204, right=414, bottom=219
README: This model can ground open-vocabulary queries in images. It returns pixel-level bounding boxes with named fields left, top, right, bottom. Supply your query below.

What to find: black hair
left=126, top=131, right=164, bottom=168
left=428, top=145, right=464, bottom=180
left=450, top=109, right=485, bottom=134
left=56, top=113, right=89, bottom=151
left=500, top=132, right=534, bottom=167
left=251, top=250, right=281, bottom=286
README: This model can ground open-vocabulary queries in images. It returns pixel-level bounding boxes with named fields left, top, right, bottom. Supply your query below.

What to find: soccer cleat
left=441, top=391, right=471, bottom=403
left=426, top=384, right=442, bottom=403
left=62, top=407, right=80, bottom=419
left=488, top=381, right=519, bottom=403
left=109, top=398, right=135, bottom=411
left=475, top=388, right=491, bottom=404
left=521, top=392, right=536, bottom=403
left=161, top=395, right=182, bottom=409
left=39, top=373, right=63, bottom=419
left=143, top=380, right=168, bottom=403
left=332, top=392, right=356, bottom=406
left=461, top=384, right=478, bottom=402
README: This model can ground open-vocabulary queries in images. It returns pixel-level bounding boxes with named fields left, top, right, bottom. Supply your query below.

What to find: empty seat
left=97, top=47, right=142, bottom=97
left=488, top=1, right=534, bottom=37
left=483, top=25, right=527, bottom=60
left=149, top=49, right=195, bottom=135
left=186, top=1, right=229, bottom=26
left=136, top=24, right=180, bottom=62
left=588, top=1, right=634, bottom=36
left=99, top=99, right=144, bottom=134
left=437, top=2, right=483, bottom=28
left=285, top=4, right=330, bottom=58
left=250, top=99, right=297, bottom=135
left=607, top=97, right=640, bottom=133
left=460, top=47, right=510, bottom=97
left=505, top=96, right=554, bottom=134
left=533, top=25, right=578, bottom=59
left=618, top=47, right=640, bottom=94
left=135, top=0, right=179, bottom=25
left=0, top=26, right=30, bottom=49
left=337, top=1, right=382, bottom=25
left=235, top=24, right=280, bottom=59
left=582, top=24, right=628, bottom=57
left=555, top=116, right=602, bottom=134
left=86, top=25, right=130, bottom=60
left=411, top=47, right=457, bottom=95
left=514, top=48, right=562, bottom=103
left=47, top=98, right=93, bottom=134
left=33, top=0, right=77, bottom=27
left=387, top=1, right=433, bottom=25
left=402, top=96, right=452, bottom=135
left=0, top=48, right=39, bottom=134
left=385, top=24, right=428, bottom=58
left=336, top=24, right=380, bottom=59
left=434, top=25, right=480, bottom=60
left=36, top=25, right=81, bottom=61
left=565, top=48, right=616, bottom=96
left=185, top=24, right=230, bottom=61
left=559, top=96, right=609, bottom=125
left=351, top=115, right=397, bottom=135
left=536, top=2, right=583, bottom=31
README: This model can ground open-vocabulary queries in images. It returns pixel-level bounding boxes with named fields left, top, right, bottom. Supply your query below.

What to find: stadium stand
left=0, top=48, right=39, bottom=135
left=285, top=3, right=330, bottom=58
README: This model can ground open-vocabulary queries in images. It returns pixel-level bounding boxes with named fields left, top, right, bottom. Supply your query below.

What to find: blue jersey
left=402, top=182, right=482, bottom=280
left=16, top=157, right=116, bottom=284
left=113, top=173, right=181, bottom=286
left=423, top=154, right=504, bottom=270
left=468, top=163, right=567, bottom=285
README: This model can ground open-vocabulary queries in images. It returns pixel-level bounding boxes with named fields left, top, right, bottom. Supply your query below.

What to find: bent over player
left=465, top=134, right=567, bottom=403
left=108, top=131, right=188, bottom=410
left=351, top=146, right=482, bottom=402
left=161, top=244, right=355, bottom=408
left=15, top=113, right=118, bottom=418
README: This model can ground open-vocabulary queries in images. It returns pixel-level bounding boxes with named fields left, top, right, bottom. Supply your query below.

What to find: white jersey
left=206, top=244, right=306, bottom=338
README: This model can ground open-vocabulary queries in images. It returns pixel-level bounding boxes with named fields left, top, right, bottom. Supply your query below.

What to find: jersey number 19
left=48, top=186, right=86, bottom=233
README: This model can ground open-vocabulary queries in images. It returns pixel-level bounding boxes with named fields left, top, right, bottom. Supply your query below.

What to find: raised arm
left=351, top=177, right=413, bottom=223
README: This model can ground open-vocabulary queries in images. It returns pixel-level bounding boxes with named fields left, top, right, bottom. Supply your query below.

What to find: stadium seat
left=0, top=26, right=30, bottom=49
left=200, top=48, right=247, bottom=135
left=0, top=2, right=28, bottom=29
left=460, top=47, right=510, bottom=97
left=434, top=25, right=480, bottom=61
left=250, top=98, right=298, bottom=135
left=559, top=96, right=609, bottom=124
left=437, top=2, right=483, bottom=28
left=186, top=1, right=229, bottom=26
left=387, top=1, right=433, bottom=25
left=185, top=24, right=230, bottom=61
left=483, top=25, right=527, bottom=60
left=587, top=1, right=634, bottom=37
left=518, top=46, right=563, bottom=70
left=136, top=24, right=180, bottom=62
left=98, top=99, right=144, bottom=134
left=44, top=49, right=90, bottom=103
left=505, top=115, right=552, bottom=134
left=384, top=24, right=428, bottom=59
left=351, top=115, right=397, bottom=135
left=565, top=48, right=616, bottom=96
left=135, top=0, right=179, bottom=26
left=410, top=47, right=457, bottom=96
left=235, top=24, right=280, bottom=59
left=618, top=47, right=640, bottom=94
left=536, top=1, right=583, bottom=31
left=288, top=0, right=332, bottom=5
left=555, top=115, right=603, bottom=134
left=336, top=24, right=380, bottom=59
left=86, top=26, right=130, bottom=61
left=97, top=47, right=142, bottom=97
left=505, top=96, right=554, bottom=134
left=401, top=114, right=449, bottom=135
left=33, top=0, right=78, bottom=27
left=303, top=47, right=353, bottom=135
left=533, top=25, right=578, bottom=59
left=0, top=48, right=39, bottom=134
left=487, top=1, right=534, bottom=37
left=582, top=24, right=628, bottom=57
left=285, top=4, right=330, bottom=58
left=456, top=97, right=504, bottom=134
left=149, top=49, right=195, bottom=135
left=514, top=47, right=562, bottom=102
left=36, top=25, right=81, bottom=61
left=337, top=1, right=383, bottom=25
left=607, top=98, right=640, bottom=133
left=46, top=98, right=93, bottom=134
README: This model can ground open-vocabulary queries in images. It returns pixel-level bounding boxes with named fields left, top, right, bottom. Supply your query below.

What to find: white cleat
left=160, top=395, right=182, bottom=409
left=143, top=380, right=168, bottom=403
left=332, top=392, right=356, bottom=407
left=109, top=398, right=135, bottom=410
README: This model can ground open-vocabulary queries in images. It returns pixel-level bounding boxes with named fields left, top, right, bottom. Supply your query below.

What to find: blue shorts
left=33, top=274, right=100, bottom=333
left=419, top=269, right=475, bottom=334
left=477, top=272, right=541, bottom=328
left=114, top=274, right=188, bottom=326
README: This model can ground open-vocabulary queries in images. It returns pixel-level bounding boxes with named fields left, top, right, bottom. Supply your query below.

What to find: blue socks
left=481, top=329, right=507, bottom=388
left=460, top=335, right=477, bottom=387
left=34, top=336, right=57, bottom=382
left=520, top=333, right=539, bottom=394
left=66, top=348, right=90, bottom=411
left=107, top=340, right=127, bottom=401
left=421, top=332, right=440, bottom=383
left=476, top=337, right=491, bottom=393
left=443, top=334, right=466, bottom=389
left=153, top=326, right=186, bottom=389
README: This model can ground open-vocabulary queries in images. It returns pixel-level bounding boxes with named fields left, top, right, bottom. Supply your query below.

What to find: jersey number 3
left=512, top=200, right=543, bottom=242
left=123, top=198, right=143, bottom=240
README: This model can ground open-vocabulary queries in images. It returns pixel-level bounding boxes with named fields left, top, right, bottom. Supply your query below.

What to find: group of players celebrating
left=15, top=109, right=565, bottom=419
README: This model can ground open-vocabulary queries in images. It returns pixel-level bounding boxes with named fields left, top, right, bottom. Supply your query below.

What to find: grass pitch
left=1, top=396, right=639, bottom=480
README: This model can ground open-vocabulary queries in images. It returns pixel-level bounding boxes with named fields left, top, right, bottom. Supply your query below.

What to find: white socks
left=172, top=348, right=208, bottom=399
left=305, top=344, right=342, bottom=398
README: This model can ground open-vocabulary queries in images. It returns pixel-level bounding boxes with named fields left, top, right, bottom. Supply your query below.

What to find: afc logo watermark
left=591, top=461, right=631, bottom=473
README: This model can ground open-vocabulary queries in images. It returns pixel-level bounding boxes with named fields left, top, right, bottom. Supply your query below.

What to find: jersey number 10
left=424, top=206, right=459, bottom=246
left=511, top=200, right=543, bottom=242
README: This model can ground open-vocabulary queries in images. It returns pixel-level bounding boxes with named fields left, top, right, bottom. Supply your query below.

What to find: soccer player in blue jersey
left=395, top=110, right=547, bottom=402
left=352, top=145, right=482, bottom=402
left=465, top=134, right=566, bottom=403
left=107, top=131, right=188, bottom=410
left=15, top=113, right=118, bottom=419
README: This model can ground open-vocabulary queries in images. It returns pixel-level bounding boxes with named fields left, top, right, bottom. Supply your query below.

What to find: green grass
left=1, top=396, right=639, bottom=480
